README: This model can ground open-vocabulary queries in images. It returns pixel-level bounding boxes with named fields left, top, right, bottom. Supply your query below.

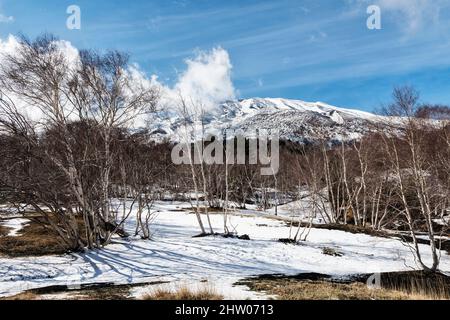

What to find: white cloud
left=144, top=47, right=236, bottom=116
left=173, top=47, right=236, bottom=112
left=0, top=13, right=14, bottom=23
left=0, top=35, right=236, bottom=127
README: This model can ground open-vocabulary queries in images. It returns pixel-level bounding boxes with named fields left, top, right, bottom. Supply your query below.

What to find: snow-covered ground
left=0, top=218, right=29, bottom=236
left=0, top=201, right=449, bottom=299
left=263, top=198, right=329, bottom=224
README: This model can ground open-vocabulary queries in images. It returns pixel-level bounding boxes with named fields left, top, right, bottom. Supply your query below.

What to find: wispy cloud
left=349, top=0, right=447, bottom=34
left=378, top=0, right=442, bottom=33
left=308, top=31, right=327, bottom=43
left=0, top=13, right=14, bottom=23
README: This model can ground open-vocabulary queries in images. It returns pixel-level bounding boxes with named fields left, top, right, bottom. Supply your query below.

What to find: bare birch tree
left=0, top=34, right=158, bottom=250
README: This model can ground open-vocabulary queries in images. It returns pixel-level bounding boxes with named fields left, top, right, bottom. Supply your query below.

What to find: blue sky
left=1, top=0, right=450, bottom=112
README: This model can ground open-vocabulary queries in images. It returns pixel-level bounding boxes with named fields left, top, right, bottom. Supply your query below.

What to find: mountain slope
left=149, top=98, right=397, bottom=144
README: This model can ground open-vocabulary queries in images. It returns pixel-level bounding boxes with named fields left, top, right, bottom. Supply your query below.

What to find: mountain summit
left=149, top=98, right=394, bottom=144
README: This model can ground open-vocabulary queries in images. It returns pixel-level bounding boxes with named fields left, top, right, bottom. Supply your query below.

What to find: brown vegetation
left=2, top=292, right=41, bottom=300
left=0, top=217, right=75, bottom=257
left=142, top=285, right=223, bottom=300
left=238, top=272, right=450, bottom=300
left=379, top=271, right=450, bottom=299
left=0, top=224, right=10, bottom=237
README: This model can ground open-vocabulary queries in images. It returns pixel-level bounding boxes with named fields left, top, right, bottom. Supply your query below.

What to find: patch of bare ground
left=236, top=271, right=450, bottom=300
left=0, top=224, right=10, bottom=237
left=0, top=216, right=72, bottom=257
left=2, top=281, right=169, bottom=300
left=192, top=232, right=251, bottom=240
left=184, top=207, right=231, bottom=215
left=142, top=285, right=223, bottom=300
left=1, top=292, right=41, bottom=300
left=58, top=284, right=135, bottom=300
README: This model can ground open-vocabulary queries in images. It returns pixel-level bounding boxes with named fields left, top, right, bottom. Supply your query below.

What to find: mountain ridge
left=148, top=97, right=396, bottom=144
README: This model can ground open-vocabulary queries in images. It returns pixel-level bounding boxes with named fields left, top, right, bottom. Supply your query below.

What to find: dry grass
left=143, top=284, right=223, bottom=300
left=0, top=224, right=10, bottom=237
left=238, top=274, right=450, bottom=300
left=0, top=218, right=68, bottom=257
left=379, top=271, right=450, bottom=300
left=2, top=292, right=41, bottom=300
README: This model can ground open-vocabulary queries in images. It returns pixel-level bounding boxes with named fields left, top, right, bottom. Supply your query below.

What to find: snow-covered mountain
left=148, top=98, right=397, bottom=144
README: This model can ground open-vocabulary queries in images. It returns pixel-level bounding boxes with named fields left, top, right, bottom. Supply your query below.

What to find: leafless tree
left=380, top=86, right=444, bottom=272
left=0, top=34, right=158, bottom=250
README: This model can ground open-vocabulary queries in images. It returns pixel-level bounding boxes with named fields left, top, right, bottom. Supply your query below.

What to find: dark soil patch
left=184, top=207, right=228, bottom=214
left=322, top=247, right=344, bottom=257
left=193, top=232, right=251, bottom=240
left=278, top=238, right=297, bottom=244
left=192, top=232, right=215, bottom=238
left=3, top=281, right=169, bottom=300
left=243, top=273, right=333, bottom=282
left=222, top=233, right=250, bottom=240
